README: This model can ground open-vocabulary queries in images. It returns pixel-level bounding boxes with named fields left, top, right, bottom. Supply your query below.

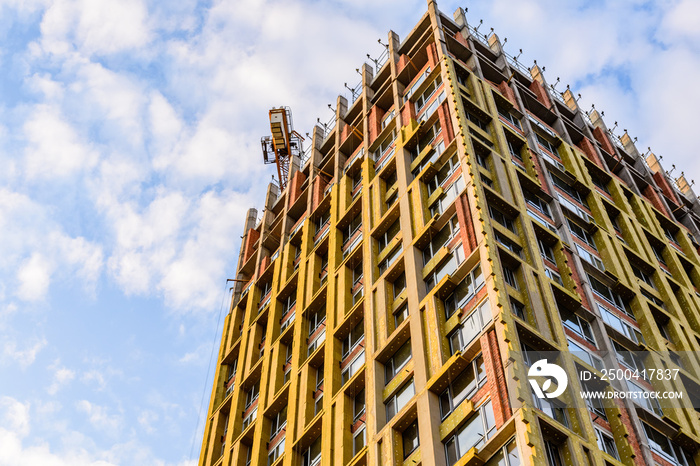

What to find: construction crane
left=261, top=107, right=304, bottom=190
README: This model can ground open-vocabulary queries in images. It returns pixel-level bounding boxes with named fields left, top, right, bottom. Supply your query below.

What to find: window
left=378, top=245, right=402, bottom=275
left=643, top=423, right=696, bottom=466
left=536, top=133, right=558, bottom=156
left=403, top=421, right=420, bottom=459
left=498, top=107, right=521, bottom=130
left=394, top=303, right=409, bottom=327
left=632, top=265, right=655, bottom=289
left=415, top=74, right=443, bottom=111
left=590, top=172, right=610, bottom=194
left=393, top=272, right=406, bottom=298
left=381, top=109, right=395, bottom=129
left=269, top=406, right=287, bottom=439
left=430, top=176, right=465, bottom=217
left=424, top=244, right=465, bottom=292
left=444, top=264, right=485, bottom=318
left=242, top=406, right=257, bottom=430
left=341, top=351, right=365, bottom=384
left=511, top=299, right=525, bottom=320
left=315, top=210, right=330, bottom=233
left=534, top=396, right=568, bottom=427
left=489, top=206, right=516, bottom=232
left=561, top=312, right=595, bottom=345
left=353, top=389, right=365, bottom=421
left=268, top=437, right=285, bottom=465
left=594, top=428, right=619, bottom=460
left=524, top=190, right=551, bottom=218
left=495, top=231, right=522, bottom=256
left=426, top=154, right=460, bottom=196
left=439, top=354, right=486, bottom=418
left=588, top=274, right=627, bottom=311
left=576, top=244, right=604, bottom=271
left=377, top=219, right=400, bottom=252
left=652, top=245, right=667, bottom=266
left=610, top=339, right=645, bottom=374
left=308, top=307, right=326, bottom=337
left=507, top=138, right=523, bottom=161
left=448, top=299, right=492, bottom=354
left=422, top=216, right=460, bottom=264
left=466, top=111, right=489, bottom=132
left=503, top=265, right=518, bottom=289
left=580, top=380, right=607, bottom=420
left=386, top=379, right=415, bottom=420
left=552, top=174, right=588, bottom=208
left=544, top=440, right=563, bottom=466
left=568, top=338, right=605, bottom=371
left=641, top=288, right=665, bottom=310
left=567, top=219, right=596, bottom=249
left=600, top=305, right=643, bottom=344
left=375, top=129, right=396, bottom=162
left=626, top=379, right=663, bottom=416
left=385, top=340, right=412, bottom=382
left=537, top=238, right=555, bottom=263
left=484, top=438, right=521, bottom=466
left=341, top=214, right=362, bottom=246
left=521, top=343, right=547, bottom=368
left=417, top=119, right=442, bottom=153
left=245, top=382, right=259, bottom=408
left=444, top=400, right=496, bottom=465
left=342, top=320, right=364, bottom=359
left=301, top=436, right=322, bottom=466
left=353, top=426, right=366, bottom=455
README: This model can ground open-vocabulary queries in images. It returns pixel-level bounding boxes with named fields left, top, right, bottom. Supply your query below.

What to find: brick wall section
left=529, top=79, right=552, bottom=109
left=437, top=102, right=455, bottom=145
left=368, top=106, right=383, bottom=145
left=427, top=42, right=439, bottom=69
left=652, top=172, right=681, bottom=207
left=311, top=174, right=329, bottom=212
left=481, top=329, right=511, bottom=426
left=289, top=171, right=306, bottom=206
left=258, top=255, right=270, bottom=279
left=497, top=81, right=518, bottom=107
left=614, top=397, right=646, bottom=466
left=401, top=101, right=416, bottom=128
left=592, top=127, right=615, bottom=156
left=528, top=149, right=550, bottom=194
left=563, top=248, right=592, bottom=311
left=455, top=193, right=478, bottom=255
left=242, top=228, right=260, bottom=265
left=397, top=54, right=410, bottom=75
left=577, top=137, right=605, bottom=170
left=454, top=31, right=468, bottom=48
left=643, top=184, right=671, bottom=219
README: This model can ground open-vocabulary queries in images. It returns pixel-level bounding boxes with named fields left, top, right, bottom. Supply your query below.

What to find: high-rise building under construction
left=198, top=2, right=700, bottom=465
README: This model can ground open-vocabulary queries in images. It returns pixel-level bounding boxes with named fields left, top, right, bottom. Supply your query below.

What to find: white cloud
left=47, top=360, right=76, bottom=395
left=23, top=104, right=98, bottom=180
left=0, top=396, right=30, bottom=437
left=16, top=253, right=52, bottom=301
left=39, top=0, right=151, bottom=56
left=76, top=400, right=123, bottom=437
left=1, top=338, right=47, bottom=368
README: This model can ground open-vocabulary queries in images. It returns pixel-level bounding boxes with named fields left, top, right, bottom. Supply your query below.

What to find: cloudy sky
left=0, top=0, right=698, bottom=464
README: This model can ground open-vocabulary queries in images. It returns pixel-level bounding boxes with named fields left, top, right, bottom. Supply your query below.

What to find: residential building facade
left=198, top=2, right=700, bottom=465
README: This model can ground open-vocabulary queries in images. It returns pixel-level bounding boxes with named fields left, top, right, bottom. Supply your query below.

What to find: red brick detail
left=529, top=80, right=552, bottom=109
left=528, top=149, right=550, bottom=194
left=613, top=397, right=646, bottom=466
left=400, top=102, right=416, bottom=128
left=258, top=255, right=270, bottom=278
left=427, top=42, right=439, bottom=69
left=592, top=127, right=615, bottom=156
left=497, top=81, right=517, bottom=107
left=454, top=31, right=469, bottom=48
left=311, top=174, right=330, bottom=211
left=437, top=102, right=455, bottom=145
left=242, top=228, right=260, bottom=265
left=480, top=329, right=511, bottom=427
left=563, top=248, right=591, bottom=310
left=455, top=193, right=478, bottom=255
left=652, top=172, right=681, bottom=207
left=368, top=106, right=383, bottom=145
left=577, top=137, right=605, bottom=170
left=289, top=171, right=306, bottom=206
left=643, top=184, right=671, bottom=219
left=397, top=54, right=410, bottom=74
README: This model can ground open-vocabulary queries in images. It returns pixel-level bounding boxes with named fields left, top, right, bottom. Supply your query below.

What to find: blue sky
left=0, top=0, right=698, bottom=465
